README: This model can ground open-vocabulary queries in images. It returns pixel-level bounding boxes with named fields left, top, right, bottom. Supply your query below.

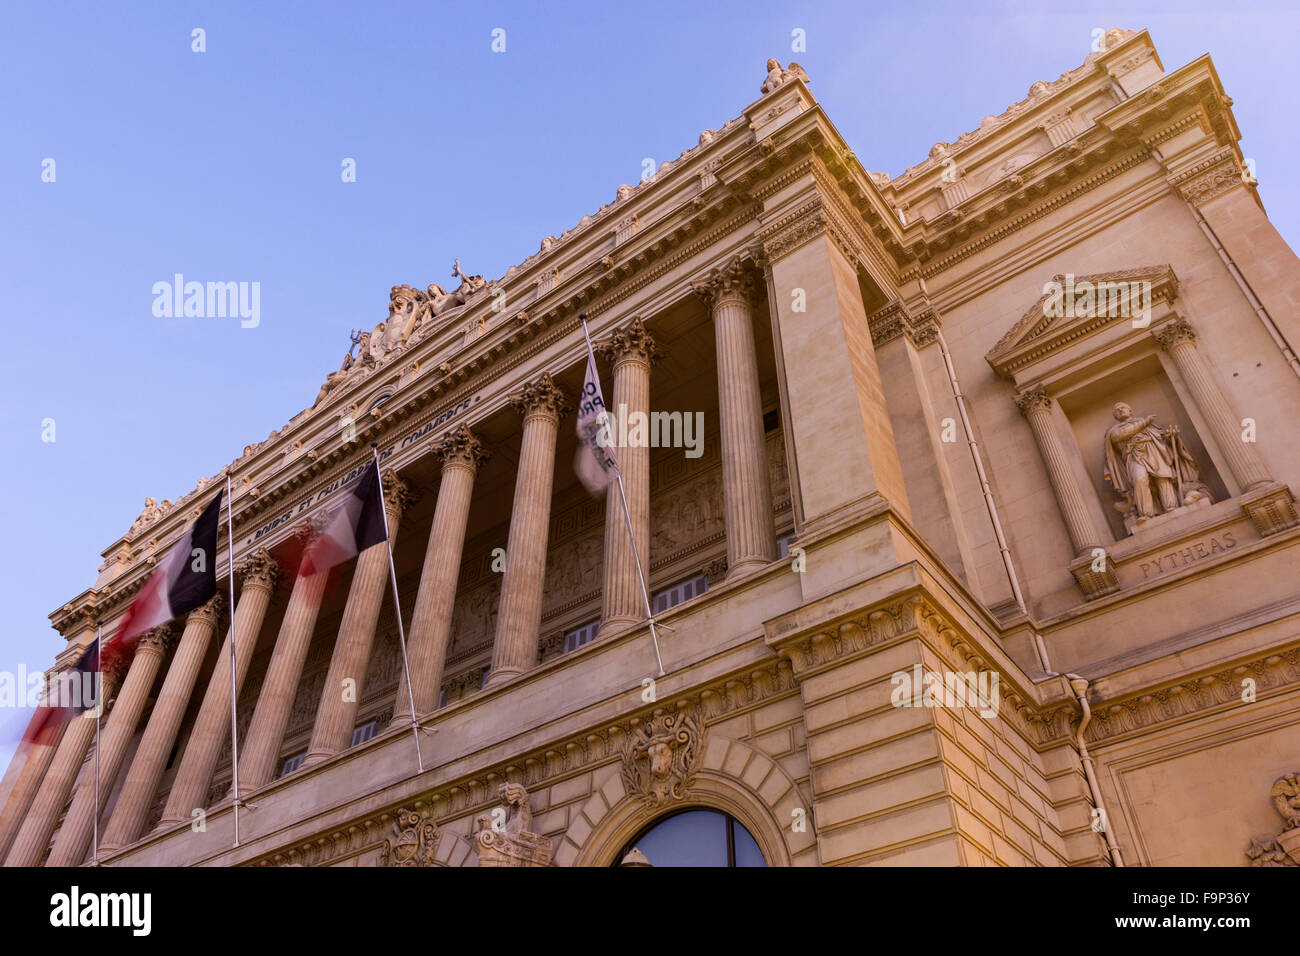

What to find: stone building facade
left=2, top=29, right=1299, bottom=867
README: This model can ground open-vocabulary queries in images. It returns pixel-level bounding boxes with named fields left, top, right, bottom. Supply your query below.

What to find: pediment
left=986, top=264, right=1178, bottom=379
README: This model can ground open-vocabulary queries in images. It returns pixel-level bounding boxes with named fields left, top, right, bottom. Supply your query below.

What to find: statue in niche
left=1104, top=402, right=1210, bottom=530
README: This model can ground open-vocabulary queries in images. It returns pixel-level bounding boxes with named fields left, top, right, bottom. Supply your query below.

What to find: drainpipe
left=919, top=279, right=1124, bottom=866
left=1068, top=676, right=1126, bottom=867
left=1190, top=205, right=1300, bottom=382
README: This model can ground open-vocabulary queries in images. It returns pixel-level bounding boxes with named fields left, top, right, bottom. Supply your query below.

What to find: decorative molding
left=378, top=805, right=443, bottom=867
left=510, top=373, right=572, bottom=422
left=473, top=783, right=552, bottom=867
left=1169, top=146, right=1246, bottom=207
left=621, top=705, right=705, bottom=807
left=235, top=548, right=282, bottom=592
left=434, top=423, right=490, bottom=471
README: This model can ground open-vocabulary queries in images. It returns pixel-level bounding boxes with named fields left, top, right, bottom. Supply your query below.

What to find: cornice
left=1079, top=643, right=1300, bottom=745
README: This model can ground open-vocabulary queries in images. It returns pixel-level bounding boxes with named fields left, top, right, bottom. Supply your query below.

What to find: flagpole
left=371, top=443, right=425, bottom=775
left=225, top=472, right=242, bottom=848
left=579, top=314, right=666, bottom=677
left=92, top=619, right=102, bottom=867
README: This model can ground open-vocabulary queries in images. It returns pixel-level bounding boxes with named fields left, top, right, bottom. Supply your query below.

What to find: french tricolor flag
left=24, top=491, right=222, bottom=745
left=111, top=490, right=223, bottom=662
left=298, top=461, right=388, bottom=577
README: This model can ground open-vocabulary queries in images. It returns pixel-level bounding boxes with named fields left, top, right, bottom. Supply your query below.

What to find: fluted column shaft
left=5, top=665, right=122, bottom=867
left=395, top=426, right=486, bottom=721
left=1156, top=319, right=1272, bottom=491
left=600, top=319, right=658, bottom=630
left=47, top=626, right=175, bottom=866
left=696, top=262, right=776, bottom=575
left=488, top=375, right=571, bottom=687
left=238, top=534, right=330, bottom=792
left=1017, top=388, right=1101, bottom=555
left=0, top=718, right=66, bottom=861
left=161, top=552, right=280, bottom=823
left=101, top=596, right=224, bottom=849
left=304, top=472, right=413, bottom=765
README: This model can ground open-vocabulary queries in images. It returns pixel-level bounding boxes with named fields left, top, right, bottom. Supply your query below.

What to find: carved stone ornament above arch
left=567, top=736, right=814, bottom=867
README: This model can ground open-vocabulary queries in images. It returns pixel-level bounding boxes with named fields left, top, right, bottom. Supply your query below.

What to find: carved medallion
left=1246, top=772, right=1300, bottom=866
left=379, top=806, right=442, bottom=867
left=622, top=706, right=705, bottom=807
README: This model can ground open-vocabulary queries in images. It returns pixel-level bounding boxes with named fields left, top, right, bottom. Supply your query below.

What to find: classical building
left=3, top=29, right=1299, bottom=867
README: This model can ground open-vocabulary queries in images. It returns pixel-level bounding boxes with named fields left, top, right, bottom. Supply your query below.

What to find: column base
left=597, top=616, right=639, bottom=637
left=300, top=749, right=336, bottom=769
left=484, top=667, right=522, bottom=689
left=1068, top=551, right=1120, bottom=601
left=1241, top=482, right=1299, bottom=537
left=725, top=557, right=771, bottom=580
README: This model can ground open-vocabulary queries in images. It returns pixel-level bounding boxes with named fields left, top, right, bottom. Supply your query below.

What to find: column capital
left=188, top=593, right=226, bottom=627
left=136, top=622, right=179, bottom=656
left=236, top=547, right=282, bottom=592
left=1154, top=317, right=1197, bottom=351
left=434, top=423, right=490, bottom=471
left=1015, top=385, right=1052, bottom=416
left=598, top=316, right=661, bottom=368
left=381, top=469, right=418, bottom=516
left=691, top=256, right=759, bottom=309
left=510, top=373, right=572, bottom=423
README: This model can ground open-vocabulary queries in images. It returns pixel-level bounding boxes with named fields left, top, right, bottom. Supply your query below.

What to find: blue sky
left=2, top=0, right=1297, bottom=769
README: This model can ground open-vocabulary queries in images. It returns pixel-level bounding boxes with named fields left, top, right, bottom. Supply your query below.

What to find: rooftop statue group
left=314, top=260, right=488, bottom=407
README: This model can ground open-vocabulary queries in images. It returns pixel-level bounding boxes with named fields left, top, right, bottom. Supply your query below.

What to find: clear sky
left=2, top=0, right=1296, bottom=771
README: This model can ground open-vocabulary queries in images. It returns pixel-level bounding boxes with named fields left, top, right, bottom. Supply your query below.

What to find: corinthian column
left=160, top=550, right=281, bottom=824
left=46, top=624, right=177, bottom=866
left=304, top=471, right=415, bottom=765
left=1016, top=387, right=1118, bottom=600
left=238, top=524, right=331, bottom=793
left=100, top=595, right=224, bottom=850
left=598, top=318, right=659, bottom=632
left=5, top=657, right=125, bottom=867
left=487, top=374, right=571, bottom=688
left=1016, top=387, right=1100, bottom=554
left=394, top=425, right=488, bottom=722
left=693, top=259, right=776, bottom=576
left=1155, top=319, right=1272, bottom=491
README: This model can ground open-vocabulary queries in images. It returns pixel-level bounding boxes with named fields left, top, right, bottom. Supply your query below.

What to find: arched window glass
left=615, top=808, right=766, bottom=867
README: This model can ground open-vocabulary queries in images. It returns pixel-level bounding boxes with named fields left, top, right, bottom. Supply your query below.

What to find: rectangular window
left=563, top=619, right=601, bottom=654
left=651, top=573, right=709, bottom=615
left=777, top=533, right=795, bottom=558
left=279, top=751, right=306, bottom=777
left=350, top=720, right=378, bottom=748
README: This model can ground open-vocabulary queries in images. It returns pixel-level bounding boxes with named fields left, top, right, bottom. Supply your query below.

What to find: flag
left=24, top=490, right=222, bottom=745
left=298, top=461, right=388, bottom=576
left=575, top=336, right=618, bottom=494
left=113, top=490, right=223, bottom=654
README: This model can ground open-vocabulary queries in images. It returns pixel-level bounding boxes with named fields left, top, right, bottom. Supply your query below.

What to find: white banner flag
left=575, top=342, right=617, bottom=494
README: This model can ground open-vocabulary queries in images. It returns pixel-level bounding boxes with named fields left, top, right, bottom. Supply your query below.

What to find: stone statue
left=128, top=497, right=166, bottom=539
left=760, top=58, right=810, bottom=95
left=474, top=783, right=551, bottom=867
left=1104, top=402, right=1206, bottom=527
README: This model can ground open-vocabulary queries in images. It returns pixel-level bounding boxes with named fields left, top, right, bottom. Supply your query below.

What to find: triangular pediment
left=986, top=264, right=1178, bottom=379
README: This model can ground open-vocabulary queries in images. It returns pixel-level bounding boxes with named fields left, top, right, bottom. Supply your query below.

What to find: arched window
left=614, top=808, right=766, bottom=867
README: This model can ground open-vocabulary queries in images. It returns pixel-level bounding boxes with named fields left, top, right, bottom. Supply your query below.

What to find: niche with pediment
left=986, top=264, right=1294, bottom=600
left=1058, top=353, right=1229, bottom=541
